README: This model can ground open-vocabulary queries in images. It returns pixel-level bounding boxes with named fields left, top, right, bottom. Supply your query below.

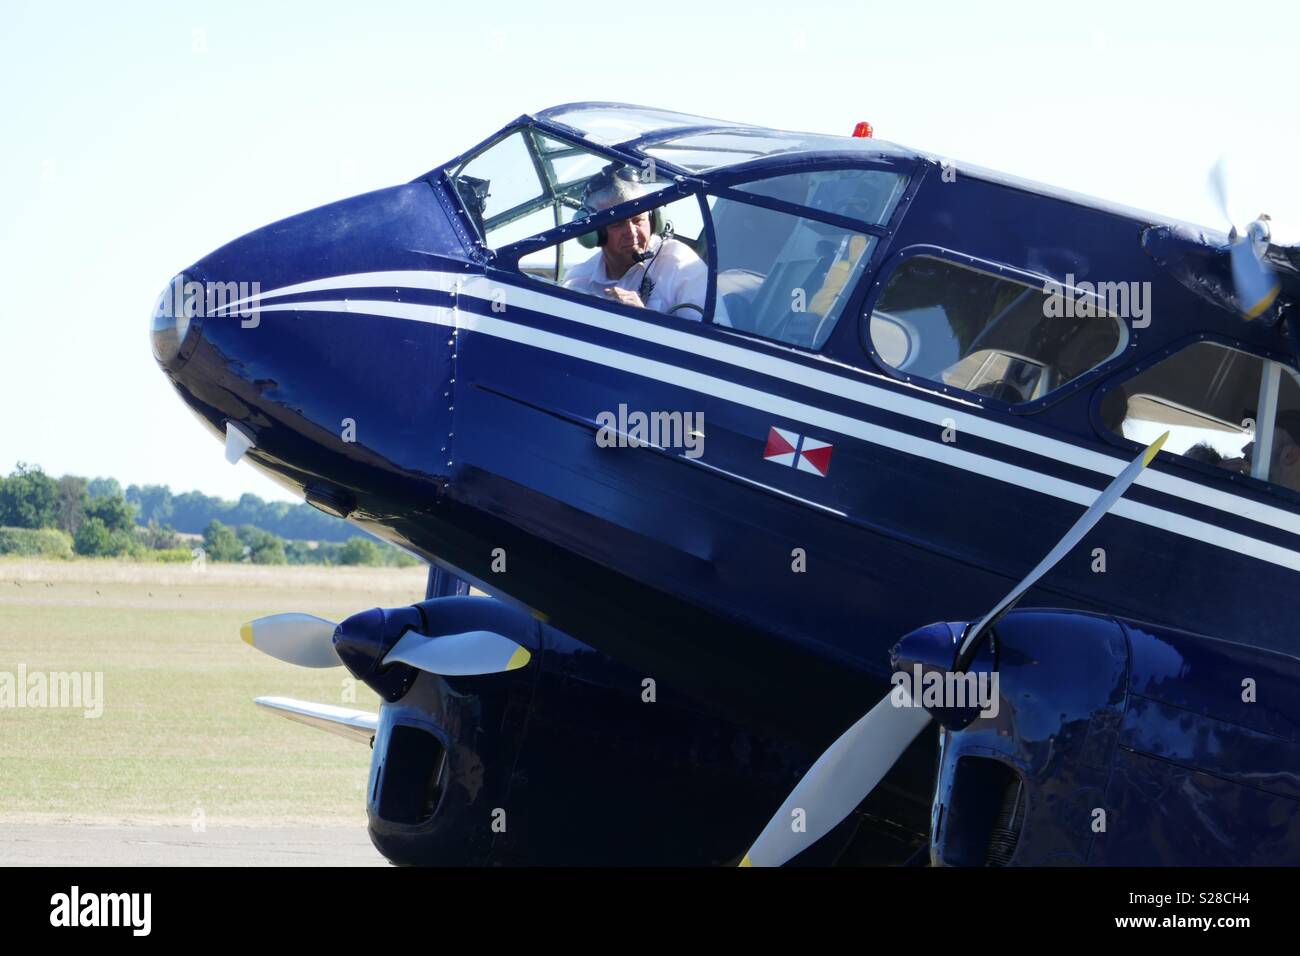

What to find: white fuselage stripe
left=212, top=270, right=1300, bottom=539
left=251, top=297, right=1300, bottom=572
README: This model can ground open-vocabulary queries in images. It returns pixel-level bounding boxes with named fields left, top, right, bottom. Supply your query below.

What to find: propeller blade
left=225, top=421, right=255, bottom=465
left=957, top=430, right=1168, bottom=662
left=1229, top=237, right=1281, bottom=319
left=741, top=693, right=931, bottom=867
left=240, top=613, right=341, bottom=668
left=382, top=629, right=531, bottom=676
left=1206, top=158, right=1279, bottom=319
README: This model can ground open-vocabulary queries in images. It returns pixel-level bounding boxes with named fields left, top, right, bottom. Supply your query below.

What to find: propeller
left=383, top=628, right=531, bottom=675
left=1208, top=158, right=1280, bottom=319
left=740, top=431, right=1169, bottom=867
left=240, top=611, right=531, bottom=676
left=241, top=613, right=338, bottom=668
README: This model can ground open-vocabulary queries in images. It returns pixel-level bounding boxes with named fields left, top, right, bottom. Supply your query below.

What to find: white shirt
left=562, top=236, right=728, bottom=325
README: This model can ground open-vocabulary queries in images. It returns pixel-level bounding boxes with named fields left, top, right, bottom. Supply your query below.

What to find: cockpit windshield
left=447, top=128, right=666, bottom=251
left=541, top=104, right=750, bottom=145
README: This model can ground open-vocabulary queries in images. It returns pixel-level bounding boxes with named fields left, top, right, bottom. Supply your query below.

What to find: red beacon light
left=852, top=121, right=873, bottom=139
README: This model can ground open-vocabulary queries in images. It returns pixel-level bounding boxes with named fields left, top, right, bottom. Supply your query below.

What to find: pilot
left=563, top=167, right=720, bottom=323
left=1266, top=411, right=1300, bottom=491
left=1217, top=410, right=1300, bottom=491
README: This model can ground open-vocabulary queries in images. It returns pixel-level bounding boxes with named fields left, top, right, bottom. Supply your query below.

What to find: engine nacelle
left=900, top=610, right=1300, bottom=866
left=356, top=595, right=824, bottom=865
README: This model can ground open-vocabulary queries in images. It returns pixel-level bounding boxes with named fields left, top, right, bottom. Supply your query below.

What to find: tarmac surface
left=0, top=824, right=388, bottom=866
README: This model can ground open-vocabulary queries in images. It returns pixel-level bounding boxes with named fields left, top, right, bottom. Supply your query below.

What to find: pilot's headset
left=576, top=165, right=664, bottom=249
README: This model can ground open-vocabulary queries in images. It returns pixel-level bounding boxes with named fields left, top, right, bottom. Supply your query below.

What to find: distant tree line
left=198, top=519, right=415, bottom=567
left=0, top=463, right=419, bottom=567
left=84, top=476, right=362, bottom=542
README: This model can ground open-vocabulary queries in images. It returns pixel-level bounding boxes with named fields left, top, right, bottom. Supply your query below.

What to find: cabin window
left=707, top=196, right=877, bottom=349
left=866, top=255, right=1127, bottom=403
left=1101, top=341, right=1300, bottom=494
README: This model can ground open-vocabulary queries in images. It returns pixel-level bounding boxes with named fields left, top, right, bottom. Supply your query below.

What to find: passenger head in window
left=563, top=167, right=719, bottom=323
left=1267, top=411, right=1300, bottom=492
left=1223, top=411, right=1300, bottom=487
left=1185, top=442, right=1225, bottom=466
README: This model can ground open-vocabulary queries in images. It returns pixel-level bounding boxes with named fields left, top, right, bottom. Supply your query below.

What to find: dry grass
left=0, top=558, right=427, bottom=827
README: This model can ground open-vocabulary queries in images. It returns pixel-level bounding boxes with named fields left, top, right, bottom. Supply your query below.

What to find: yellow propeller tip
left=1142, top=431, right=1170, bottom=466
left=739, top=854, right=753, bottom=867
left=240, top=623, right=253, bottom=646
left=506, top=646, right=531, bottom=671
left=1242, top=287, right=1280, bottom=320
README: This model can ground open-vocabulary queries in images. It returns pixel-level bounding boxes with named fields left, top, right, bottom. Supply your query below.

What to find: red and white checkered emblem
left=797, top=437, right=833, bottom=477
left=763, top=426, right=833, bottom=477
left=763, top=426, right=799, bottom=467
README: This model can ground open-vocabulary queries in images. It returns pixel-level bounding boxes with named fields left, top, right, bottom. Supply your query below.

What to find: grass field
left=0, top=558, right=426, bottom=827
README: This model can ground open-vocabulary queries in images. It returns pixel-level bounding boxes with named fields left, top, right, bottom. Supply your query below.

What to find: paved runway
left=0, top=825, right=388, bottom=866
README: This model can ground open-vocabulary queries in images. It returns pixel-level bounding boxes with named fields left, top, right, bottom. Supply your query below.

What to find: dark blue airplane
left=151, top=103, right=1300, bottom=866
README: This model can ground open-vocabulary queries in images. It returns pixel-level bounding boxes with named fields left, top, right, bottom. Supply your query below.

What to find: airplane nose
left=149, top=179, right=468, bottom=515
left=150, top=272, right=204, bottom=370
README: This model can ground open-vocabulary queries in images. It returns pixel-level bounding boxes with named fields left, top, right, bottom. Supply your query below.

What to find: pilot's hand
left=604, top=286, right=644, bottom=309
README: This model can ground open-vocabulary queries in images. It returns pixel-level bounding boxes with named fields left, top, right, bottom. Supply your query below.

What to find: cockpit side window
left=703, top=169, right=904, bottom=351
left=865, top=255, right=1127, bottom=403
left=708, top=197, right=875, bottom=349
left=1100, top=341, right=1300, bottom=495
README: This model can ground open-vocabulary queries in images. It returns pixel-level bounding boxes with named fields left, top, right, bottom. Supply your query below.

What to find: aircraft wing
left=253, top=696, right=378, bottom=744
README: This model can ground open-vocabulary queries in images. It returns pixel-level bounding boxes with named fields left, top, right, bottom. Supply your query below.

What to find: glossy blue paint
left=152, top=104, right=1300, bottom=865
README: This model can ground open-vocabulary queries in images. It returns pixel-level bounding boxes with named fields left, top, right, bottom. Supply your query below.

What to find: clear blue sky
left=1, top=0, right=1296, bottom=502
